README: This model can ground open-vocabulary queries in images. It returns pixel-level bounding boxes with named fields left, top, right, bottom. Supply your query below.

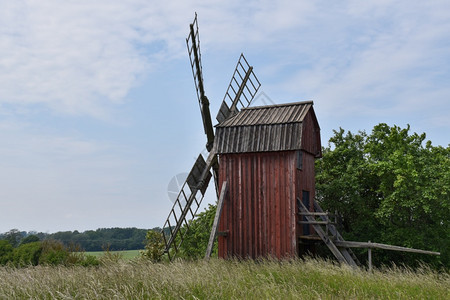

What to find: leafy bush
left=150, top=204, right=217, bottom=260
left=13, top=242, right=42, bottom=267
left=178, top=204, right=217, bottom=259
left=142, top=230, right=165, bottom=262
left=39, top=240, right=69, bottom=265
left=0, top=239, right=100, bottom=267
left=81, top=254, right=101, bottom=267
left=0, top=240, right=13, bottom=265
left=40, top=240, right=100, bottom=266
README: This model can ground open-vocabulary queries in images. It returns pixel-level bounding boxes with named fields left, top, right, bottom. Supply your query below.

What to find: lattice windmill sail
left=216, top=54, right=261, bottom=124
left=161, top=13, right=261, bottom=259
left=186, top=13, right=214, bottom=152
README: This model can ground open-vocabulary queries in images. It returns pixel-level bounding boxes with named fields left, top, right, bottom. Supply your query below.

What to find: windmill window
left=297, top=150, right=303, bottom=170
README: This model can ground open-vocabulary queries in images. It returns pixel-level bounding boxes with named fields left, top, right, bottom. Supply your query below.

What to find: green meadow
left=85, top=249, right=142, bottom=260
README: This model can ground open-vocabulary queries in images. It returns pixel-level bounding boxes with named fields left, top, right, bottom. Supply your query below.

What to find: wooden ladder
left=298, top=198, right=360, bottom=267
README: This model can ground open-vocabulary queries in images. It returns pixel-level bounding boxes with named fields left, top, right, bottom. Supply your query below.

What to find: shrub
left=39, top=240, right=69, bottom=265
left=0, top=240, right=13, bottom=265
left=142, top=230, right=165, bottom=262
left=13, top=242, right=42, bottom=267
left=81, top=254, right=100, bottom=267
left=99, top=245, right=124, bottom=264
left=178, top=204, right=217, bottom=259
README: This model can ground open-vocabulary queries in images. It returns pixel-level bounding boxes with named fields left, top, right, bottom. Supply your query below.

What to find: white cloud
left=278, top=1, right=450, bottom=121
left=0, top=1, right=159, bottom=116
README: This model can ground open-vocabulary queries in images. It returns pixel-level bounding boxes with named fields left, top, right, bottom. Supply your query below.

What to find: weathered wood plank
left=334, top=241, right=440, bottom=255
left=298, top=198, right=352, bottom=266
left=205, top=181, right=228, bottom=259
left=298, top=212, right=329, bottom=216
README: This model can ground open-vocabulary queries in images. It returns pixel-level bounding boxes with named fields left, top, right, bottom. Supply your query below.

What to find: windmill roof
left=216, top=101, right=313, bottom=127
left=213, top=101, right=320, bottom=154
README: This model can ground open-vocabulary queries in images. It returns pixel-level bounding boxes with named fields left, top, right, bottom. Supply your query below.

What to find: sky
left=0, top=1, right=449, bottom=233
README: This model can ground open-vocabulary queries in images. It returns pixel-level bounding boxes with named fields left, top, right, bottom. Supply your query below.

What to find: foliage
left=143, top=204, right=217, bottom=261
left=0, top=258, right=449, bottom=299
left=20, top=235, right=40, bottom=245
left=0, top=227, right=154, bottom=252
left=0, top=239, right=100, bottom=267
left=0, top=241, right=13, bottom=265
left=316, top=123, right=450, bottom=268
left=2, top=229, right=24, bottom=248
left=12, top=242, right=42, bottom=267
left=81, top=255, right=101, bottom=267
left=47, top=227, right=149, bottom=251
left=142, top=230, right=165, bottom=262
left=178, top=204, right=217, bottom=259
left=39, top=240, right=70, bottom=265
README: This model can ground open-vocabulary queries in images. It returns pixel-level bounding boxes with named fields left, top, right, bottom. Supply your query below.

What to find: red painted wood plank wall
left=218, top=151, right=297, bottom=259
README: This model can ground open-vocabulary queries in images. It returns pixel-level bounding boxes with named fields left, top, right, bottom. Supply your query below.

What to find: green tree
left=316, top=124, right=449, bottom=267
left=12, top=242, right=42, bottom=267
left=3, top=229, right=23, bottom=247
left=0, top=240, right=13, bottom=265
left=178, top=204, right=217, bottom=259
left=20, top=235, right=40, bottom=245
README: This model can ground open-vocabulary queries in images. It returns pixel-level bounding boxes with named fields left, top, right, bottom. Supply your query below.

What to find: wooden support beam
left=299, top=235, right=322, bottom=241
left=298, top=221, right=332, bottom=225
left=334, top=241, right=440, bottom=256
left=205, top=181, right=228, bottom=260
left=298, top=212, right=329, bottom=216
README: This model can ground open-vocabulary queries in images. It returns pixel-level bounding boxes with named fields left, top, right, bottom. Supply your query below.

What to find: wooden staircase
left=298, top=198, right=361, bottom=267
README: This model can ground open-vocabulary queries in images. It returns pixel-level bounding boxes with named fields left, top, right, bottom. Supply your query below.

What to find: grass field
left=0, top=257, right=448, bottom=299
left=85, top=249, right=142, bottom=260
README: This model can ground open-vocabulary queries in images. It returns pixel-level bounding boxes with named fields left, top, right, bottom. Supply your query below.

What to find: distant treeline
left=0, top=227, right=162, bottom=251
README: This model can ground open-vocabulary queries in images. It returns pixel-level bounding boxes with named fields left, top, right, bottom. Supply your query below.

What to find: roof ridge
left=243, top=100, right=313, bottom=110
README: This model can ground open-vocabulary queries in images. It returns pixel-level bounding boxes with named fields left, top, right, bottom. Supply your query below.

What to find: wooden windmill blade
left=216, top=54, right=261, bottom=124
left=161, top=152, right=215, bottom=259
left=186, top=13, right=215, bottom=151
left=161, top=14, right=219, bottom=260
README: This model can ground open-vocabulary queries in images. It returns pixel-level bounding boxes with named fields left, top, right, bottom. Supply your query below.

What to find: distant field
left=85, top=249, right=142, bottom=259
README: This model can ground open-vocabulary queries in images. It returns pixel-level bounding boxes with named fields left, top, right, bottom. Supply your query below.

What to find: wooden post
left=205, top=181, right=228, bottom=259
left=368, top=241, right=372, bottom=272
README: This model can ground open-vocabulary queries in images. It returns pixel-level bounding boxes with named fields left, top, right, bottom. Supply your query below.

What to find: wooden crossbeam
left=298, top=212, right=329, bottom=216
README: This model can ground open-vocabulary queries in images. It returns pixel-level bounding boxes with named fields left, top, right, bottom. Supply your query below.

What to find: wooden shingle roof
left=213, top=101, right=318, bottom=154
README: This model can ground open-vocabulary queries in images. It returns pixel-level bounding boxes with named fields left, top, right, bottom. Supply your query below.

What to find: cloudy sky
left=1, top=1, right=449, bottom=233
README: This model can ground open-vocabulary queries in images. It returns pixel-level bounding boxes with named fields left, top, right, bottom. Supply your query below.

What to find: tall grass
left=0, top=257, right=448, bottom=299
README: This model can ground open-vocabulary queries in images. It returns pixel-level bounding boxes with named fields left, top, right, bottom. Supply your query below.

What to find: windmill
left=161, top=13, right=261, bottom=259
